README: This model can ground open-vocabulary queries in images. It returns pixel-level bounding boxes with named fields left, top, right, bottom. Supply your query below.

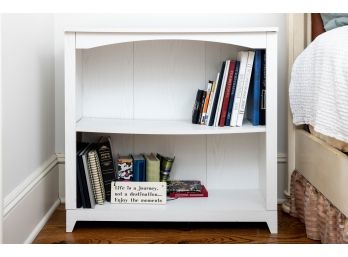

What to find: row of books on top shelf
left=192, top=49, right=266, bottom=127
left=76, top=136, right=208, bottom=208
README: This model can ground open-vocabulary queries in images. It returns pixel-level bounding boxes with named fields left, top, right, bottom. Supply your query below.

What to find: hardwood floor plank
left=33, top=204, right=318, bottom=244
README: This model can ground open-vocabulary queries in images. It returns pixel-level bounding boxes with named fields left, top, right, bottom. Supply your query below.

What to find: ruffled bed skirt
left=290, top=170, right=348, bottom=243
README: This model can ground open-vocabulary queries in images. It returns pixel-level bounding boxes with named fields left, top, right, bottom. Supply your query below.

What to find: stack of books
left=192, top=49, right=265, bottom=127
left=167, top=180, right=208, bottom=198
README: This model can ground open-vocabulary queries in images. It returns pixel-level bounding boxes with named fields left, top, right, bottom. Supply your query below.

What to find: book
left=247, top=49, right=263, bottom=126
left=214, top=60, right=230, bottom=127
left=192, top=89, right=205, bottom=124
left=200, top=80, right=213, bottom=125
left=225, top=61, right=240, bottom=126
left=87, top=149, right=105, bottom=205
left=96, top=137, right=116, bottom=202
left=208, top=61, right=226, bottom=126
left=81, top=143, right=96, bottom=208
left=197, top=90, right=207, bottom=124
left=260, top=51, right=266, bottom=125
left=77, top=143, right=92, bottom=208
left=166, top=180, right=202, bottom=193
left=144, top=153, right=160, bottom=182
left=169, top=185, right=208, bottom=198
left=236, top=51, right=255, bottom=127
left=117, top=155, right=133, bottom=181
left=132, top=154, right=146, bottom=182
left=205, top=74, right=219, bottom=126
left=156, top=153, right=175, bottom=182
left=230, top=51, right=249, bottom=126
left=219, top=60, right=236, bottom=127
left=76, top=142, right=89, bottom=208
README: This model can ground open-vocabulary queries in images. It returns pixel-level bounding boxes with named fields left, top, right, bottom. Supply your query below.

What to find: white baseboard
left=3, top=154, right=60, bottom=243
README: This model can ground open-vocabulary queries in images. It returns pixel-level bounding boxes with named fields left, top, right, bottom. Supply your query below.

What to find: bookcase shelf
left=76, top=117, right=266, bottom=135
left=65, top=28, right=278, bottom=234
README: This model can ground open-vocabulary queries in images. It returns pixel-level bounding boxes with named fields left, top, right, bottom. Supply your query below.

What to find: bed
left=288, top=13, right=348, bottom=243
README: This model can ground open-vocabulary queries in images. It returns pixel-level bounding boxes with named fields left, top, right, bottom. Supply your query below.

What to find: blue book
left=225, top=61, right=240, bottom=126
left=132, top=154, right=146, bottom=181
left=247, top=49, right=263, bottom=126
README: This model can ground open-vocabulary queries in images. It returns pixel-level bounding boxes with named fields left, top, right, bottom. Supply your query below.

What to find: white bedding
left=289, top=25, right=348, bottom=143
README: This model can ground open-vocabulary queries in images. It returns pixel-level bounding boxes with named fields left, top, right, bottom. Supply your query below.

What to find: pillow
left=320, top=13, right=348, bottom=31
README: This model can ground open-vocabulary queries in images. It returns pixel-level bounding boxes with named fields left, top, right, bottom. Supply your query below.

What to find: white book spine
left=236, top=51, right=255, bottom=127
left=205, top=73, right=220, bottom=126
left=214, top=60, right=230, bottom=127
left=230, top=51, right=248, bottom=126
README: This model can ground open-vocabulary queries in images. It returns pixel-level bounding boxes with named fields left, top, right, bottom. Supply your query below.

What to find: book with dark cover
left=132, top=154, right=146, bottom=181
left=77, top=143, right=92, bottom=208
left=76, top=142, right=88, bottom=208
left=259, top=51, right=266, bottom=125
left=219, top=60, right=236, bottom=127
left=197, top=90, right=207, bottom=125
left=225, top=61, right=240, bottom=126
left=247, top=49, right=263, bottom=126
left=167, top=180, right=202, bottom=193
left=117, top=155, right=133, bottom=180
left=81, top=143, right=96, bottom=208
left=208, top=61, right=226, bottom=126
left=192, top=89, right=205, bottom=124
left=97, top=137, right=116, bottom=202
left=169, top=185, right=208, bottom=198
left=156, top=153, right=175, bottom=182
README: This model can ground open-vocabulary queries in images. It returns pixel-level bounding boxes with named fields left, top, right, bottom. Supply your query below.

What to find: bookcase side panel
left=76, top=50, right=83, bottom=121
left=266, top=32, right=278, bottom=210
left=133, top=40, right=205, bottom=121
left=65, top=32, right=77, bottom=209
left=134, top=135, right=207, bottom=185
left=81, top=43, right=134, bottom=119
left=206, top=134, right=260, bottom=190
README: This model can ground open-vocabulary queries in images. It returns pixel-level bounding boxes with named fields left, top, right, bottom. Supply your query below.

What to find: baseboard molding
left=3, top=154, right=60, bottom=243
left=24, top=199, right=60, bottom=244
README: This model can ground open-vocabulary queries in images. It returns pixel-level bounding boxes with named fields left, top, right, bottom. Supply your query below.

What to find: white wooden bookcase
left=65, top=28, right=278, bottom=233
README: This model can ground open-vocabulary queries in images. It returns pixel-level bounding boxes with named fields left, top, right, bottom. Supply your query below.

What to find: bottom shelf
left=67, top=189, right=276, bottom=222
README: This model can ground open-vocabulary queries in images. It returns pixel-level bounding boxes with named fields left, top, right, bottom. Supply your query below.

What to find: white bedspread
left=289, top=25, right=348, bottom=143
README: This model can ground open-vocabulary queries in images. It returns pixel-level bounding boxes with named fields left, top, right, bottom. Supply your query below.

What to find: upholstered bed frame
left=286, top=13, right=348, bottom=231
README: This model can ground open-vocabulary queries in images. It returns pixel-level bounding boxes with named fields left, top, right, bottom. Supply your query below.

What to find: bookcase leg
left=266, top=215, right=278, bottom=234
left=66, top=215, right=77, bottom=233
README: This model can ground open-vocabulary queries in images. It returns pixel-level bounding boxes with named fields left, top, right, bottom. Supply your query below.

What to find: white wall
left=54, top=14, right=288, bottom=200
left=1, top=14, right=58, bottom=243
left=0, top=14, right=3, bottom=243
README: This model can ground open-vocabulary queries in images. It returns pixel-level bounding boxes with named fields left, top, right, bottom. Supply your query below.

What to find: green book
left=144, top=153, right=160, bottom=182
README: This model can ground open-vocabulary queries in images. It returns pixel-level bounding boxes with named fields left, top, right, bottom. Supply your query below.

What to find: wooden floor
left=33, top=204, right=318, bottom=244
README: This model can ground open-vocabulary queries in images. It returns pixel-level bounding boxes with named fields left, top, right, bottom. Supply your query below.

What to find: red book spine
left=219, top=60, right=236, bottom=127
left=169, top=186, right=208, bottom=198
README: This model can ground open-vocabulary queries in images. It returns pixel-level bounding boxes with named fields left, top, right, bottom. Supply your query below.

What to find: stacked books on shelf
left=192, top=49, right=266, bottom=127
left=167, top=180, right=208, bottom=198
left=76, top=138, right=176, bottom=208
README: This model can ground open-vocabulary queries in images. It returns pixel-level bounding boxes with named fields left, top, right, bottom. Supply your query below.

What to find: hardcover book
left=214, top=60, right=230, bottom=127
left=169, top=185, right=208, bottom=198
left=117, top=155, right=133, bottom=181
left=205, top=74, right=219, bottom=126
left=192, top=89, right=205, bottom=124
left=225, top=61, right=240, bottom=126
left=247, top=49, right=263, bottom=126
left=219, top=60, right=236, bottom=127
left=156, top=153, right=175, bottom=182
left=208, top=61, right=226, bottom=126
left=144, top=153, right=160, bottom=182
left=200, top=80, right=213, bottom=125
left=260, top=51, right=266, bottom=125
left=166, top=180, right=202, bottom=193
left=96, top=136, right=116, bottom=201
left=132, top=154, right=146, bottom=182
left=77, top=143, right=93, bottom=208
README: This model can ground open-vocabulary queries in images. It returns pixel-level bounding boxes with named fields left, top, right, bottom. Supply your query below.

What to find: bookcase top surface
left=64, top=27, right=278, bottom=33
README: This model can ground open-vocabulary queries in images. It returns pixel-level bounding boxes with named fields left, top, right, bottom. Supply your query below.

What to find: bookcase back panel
left=81, top=132, right=262, bottom=190
left=79, top=40, right=248, bottom=120
left=82, top=43, right=134, bottom=119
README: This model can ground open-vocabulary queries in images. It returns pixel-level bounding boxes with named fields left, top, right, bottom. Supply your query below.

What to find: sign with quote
left=111, top=182, right=167, bottom=205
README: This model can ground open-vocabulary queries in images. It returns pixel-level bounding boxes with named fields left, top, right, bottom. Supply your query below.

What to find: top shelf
left=76, top=117, right=266, bottom=135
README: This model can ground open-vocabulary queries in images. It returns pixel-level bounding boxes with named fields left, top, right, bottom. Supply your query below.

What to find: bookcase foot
left=66, top=215, right=77, bottom=233
left=266, top=214, right=278, bottom=234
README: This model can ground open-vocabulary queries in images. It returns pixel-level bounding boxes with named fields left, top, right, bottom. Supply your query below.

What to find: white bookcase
left=65, top=28, right=278, bottom=233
